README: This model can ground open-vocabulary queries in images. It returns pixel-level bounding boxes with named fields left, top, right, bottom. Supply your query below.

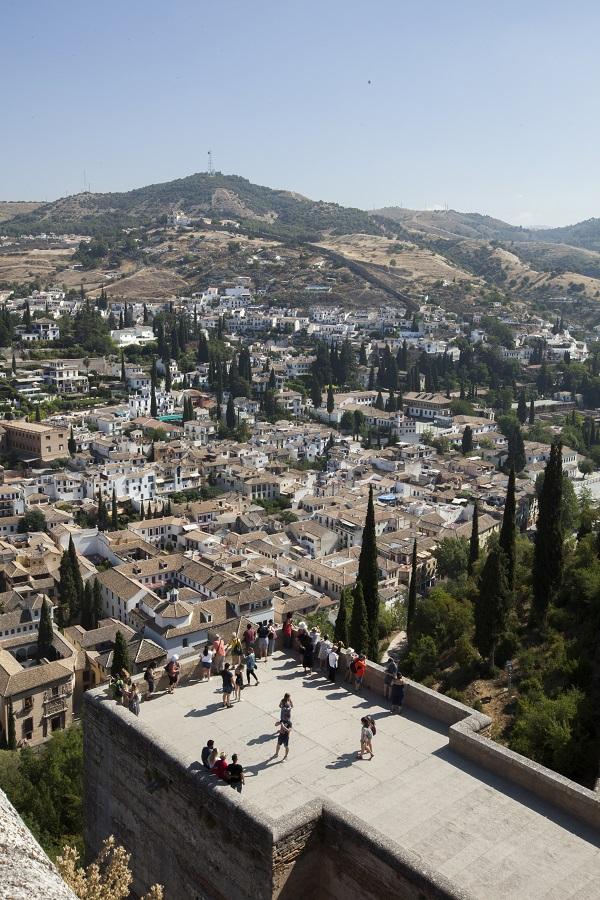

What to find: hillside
left=0, top=201, right=42, bottom=223
left=1, top=173, right=383, bottom=240
left=372, top=206, right=533, bottom=242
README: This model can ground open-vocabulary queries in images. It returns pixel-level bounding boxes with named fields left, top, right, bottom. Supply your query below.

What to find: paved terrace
left=137, top=650, right=600, bottom=899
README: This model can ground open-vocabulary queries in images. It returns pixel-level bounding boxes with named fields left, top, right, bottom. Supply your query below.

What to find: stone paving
left=139, top=651, right=600, bottom=899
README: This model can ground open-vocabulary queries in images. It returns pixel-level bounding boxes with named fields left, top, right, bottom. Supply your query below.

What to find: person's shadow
left=247, top=732, right=275, bottom=745
left=326, top=752, right=356, bottom=770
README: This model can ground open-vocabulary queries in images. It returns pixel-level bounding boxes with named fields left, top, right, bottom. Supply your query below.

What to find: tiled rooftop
left=137, top=650, right=600, bottom=899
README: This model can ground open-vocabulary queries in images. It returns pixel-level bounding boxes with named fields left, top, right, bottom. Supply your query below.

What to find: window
left=51, top=685, right=59, bottom=697
left=22, top=718, right=33, bottom=740
left=51, top=716, right=62, bottom=732
left=23, top=696, right=33, bottom=711
left=182, top=638, right=188, bottom=648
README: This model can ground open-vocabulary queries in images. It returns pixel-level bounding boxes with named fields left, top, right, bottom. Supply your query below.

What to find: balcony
left=42, top=690, right=70, bottom=718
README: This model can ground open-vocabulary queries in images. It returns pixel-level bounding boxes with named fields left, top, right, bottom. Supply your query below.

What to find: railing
left=42, top=689, right=70, bottom=718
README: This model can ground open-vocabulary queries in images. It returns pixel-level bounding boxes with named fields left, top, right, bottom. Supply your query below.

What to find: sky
left=2, top=0, right=600, bottom=226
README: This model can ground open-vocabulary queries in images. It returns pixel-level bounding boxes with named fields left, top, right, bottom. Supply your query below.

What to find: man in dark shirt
left=226, top=754, right=245, bottom=793
left=201, top=739, right=214, bottom=769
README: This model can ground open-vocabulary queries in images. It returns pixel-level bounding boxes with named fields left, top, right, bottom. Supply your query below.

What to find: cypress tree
left=461, top=425, right=473, bottom=455
left=92, top=578, right=103, bottom=627
left=81, top=580, right=94, bottom=630
left=121, top=352, right=126, bottom=383
left=68, top=426, right=76, bottom=456
left=517, top=392, right=527, bottom=425
left=139, top=499, right=145, bottom=520
left=532, top=443, right=564, bottom=624
left=111, top=631, right=130, bottom=676
left=37, top=598, right=54, bottom=660
left=326, top=385, right=335, bottom=423
left=7, top=704, right=16, bottom=750
left=406, top=539, right=418, bottom=646
left=468, top=501, right=479, bottom=575
left=68, top=536, right=84, bottom=618
left=334, top=586, right=351, bottom=646
left=35, top=405, right=41, bottom=422
left=507, top=423, right=526, bottom=473
left=97, top=492, right=109, bottom=532
left=374, top=391, right=384, bottom=410
left=499, top=467, right=516, bottom=591
left=474, top=542, right=511, bottom=667
left=166, top=499, right=172, bottom=516
left=368, top=366, right=375, bottom=390
left=11, top=352, right=16, bottom=375
left=358, top=486, right=379, bottom=657
left=111, top=487, right=118, bottom=530
left=349, top=580, right=369, bottom=654
left=528, top=399, right=535, bottom=425
left=226, top=395, right=236, bottom=429
left=57, top=556, right=76, bottom=628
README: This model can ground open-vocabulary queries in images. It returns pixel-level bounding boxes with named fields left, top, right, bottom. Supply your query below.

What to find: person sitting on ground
left=353, top=654, right=366, bottom=692
left=207, top=746, right=219, bottom=769
left=213, top=751, right=229, bottom=779
left=165, top=655, right=180, bottom=694
left=390, top=671, right=405, bottom=714
left=226, top=754, right=245, bottom=793
left=383, top=654, right=398, bottom=700
left=201, top=739, right=215, bottom=769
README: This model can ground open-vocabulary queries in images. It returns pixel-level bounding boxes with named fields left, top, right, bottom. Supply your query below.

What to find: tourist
left=390, top=671, right=405, bottom=714
left=267, top=620, right=277, bottom=656
left=234, top=663, right=244, bottom=701
left=201, top=739, right=215, bottom=769
left=275, top=720, right=292, bottom=760
left=383, top=655, right=398, bottom=701
left=245, top=648, right=259, bottom=685
left=358, top=716, right=375, bottom=760
left=226, top=754, right=245, bottom=793
left=327, top=644, right=339, bottom=682
left=213, top=751, right=229, bottom=779
left=243, top=622, right=257, bottom=654
left=212, top=633, right=226, bottom=674
left=318, top=634, right=332, bottom=671
left=282, top=613, right=293, bottom=649
left=165, top=655, right=180, bottom=694
left=111, top=671, right=125, bottom=704
left=256, top=620, right=269, bottom=661
left=302, top=636, right=314, bottom=674
left=309, top=626, right=320, bottom=649
left=345, top=648, right=357, bottom=684
left=143, top=663, right=156, bottom=698
left=221, top=662, right=234, bottom=708
left=128, top=684, right=141, bottom=716
left=278, top=693, right=293, bottom=724
left=353, top=654, right=366, bottom=692
left=200, top=644, right=214, bottom=682
left=297, top=625, right=311, bottom=667
left=230, top=632, right=243, bottom=666
left=207, top=746, right=219, bottom=769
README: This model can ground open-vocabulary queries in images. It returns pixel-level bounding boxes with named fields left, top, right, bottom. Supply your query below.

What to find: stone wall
left=0, top=789, right=77, bottom=900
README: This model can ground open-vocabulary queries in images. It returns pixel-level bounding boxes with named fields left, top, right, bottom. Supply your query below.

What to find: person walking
left=243, top=623, right=257, bottom=654
left=212, top=634, right=226, bottom=675
left=267, top=620, right=277, bottom=656
left=275, top=720, right=292, bottom=760
left=318, top=634, right=332, bottom=672
left=256, top=621, right=269, bottom=662
left=358, top=716, right=375, bottom=760
left=245, top=648, right=259, bottom=685
left=143, top=663, right=156, bottom=699
left=383, top=655, right=398, bottom=701
left=201, top=739, right=215, bottom=769
left=128, top=684, right=141, bottom=716
left=200, top=644, right=214, bottom=682
left=390, top=671, right=405, bottom=714
left=165, top=656, right=180, bottom=694
left=327, top=644, right=339, bottom=683
left=282, top=613, right=293, bottom=649
left=278, top=693, right=293, bottom=724
left=353, top=654, right=366, bottom=692
left=234, top=663, right=244, bottom=702
left=221, top=663, right=234, bottom=709
left=226, top=754, right=245, bottom=793
left=230, top=632, right=243, bottom=666
left=213, top=751, right=228, bottom=779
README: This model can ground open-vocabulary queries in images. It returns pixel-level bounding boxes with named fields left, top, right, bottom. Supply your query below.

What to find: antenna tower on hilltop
left=208, top=150, right=215, bottom=176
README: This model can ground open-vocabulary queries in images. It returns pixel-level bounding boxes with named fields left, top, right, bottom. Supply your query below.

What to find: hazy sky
left=2, top=0, right=600, bottom=226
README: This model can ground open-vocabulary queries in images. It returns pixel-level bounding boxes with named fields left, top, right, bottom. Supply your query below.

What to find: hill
left=372, top=206, right=533, bottom=242
left=0, top=201, right=42, bottom=223
left=1, top=173, right=382, bottom=241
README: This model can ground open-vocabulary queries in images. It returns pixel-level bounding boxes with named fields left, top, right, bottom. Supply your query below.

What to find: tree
left=35, top=405, right=41, bottom=422
left=310, top=379, right=322, bottom=409
left=7, top=703, right=16, bottom=750
left=68, top=426, right=76, bottom=456
left=111, top=488, right=118, bottom=530
left=506, top=423, right=526, bottom=473
left=17, top=507, right=46, bottom=533
left=349, top=580, right=369, bottom=654
left=528, top=399, right=535, bottom=425
left=225, top=395, right=237, bottom=430
left=120, top=352, right=126, bottom=383
left=468, top=502, right=479, bottom=576
left=406, top=540, right=418, bottom=646
left=433, top=537, right=470, bottom=580
left=81, top=580, right=94, bottom=630
left=111, top=631, right=130, bottom=676
left=11, top=352, right=16, bottom=375
left=56, top=553, right=77, bottom=628
left=357, top=486, right=379, bottom=657
left=499, top=467, right=516, bottom=591
left=97, top=492, right=109, bottom=532
left=57, top=836, right=164, bottom=900
left=150, top=383, right=157, bottom=419
left=517, top=392, right=528, bottom=425
left=37, top=598, right=54, bottom=660
left=334, top=587, right=350, bottom=646
left=474, top=542, right=511, bottom=667
left=92, top=578, right=103, bottom=628
left=532, top=443, right=564, bottom=624
left=374, top=391, right=385, bottom=410
left=461, top=425, right=473, bottom=455
left=326, top=385, right=334, bottom=424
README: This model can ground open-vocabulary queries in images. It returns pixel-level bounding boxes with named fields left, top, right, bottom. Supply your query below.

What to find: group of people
left=110, top=668, right=141, bottom=715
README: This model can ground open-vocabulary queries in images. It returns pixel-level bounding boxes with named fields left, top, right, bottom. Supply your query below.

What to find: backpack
left=350, top=659, right=358, bottom=674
